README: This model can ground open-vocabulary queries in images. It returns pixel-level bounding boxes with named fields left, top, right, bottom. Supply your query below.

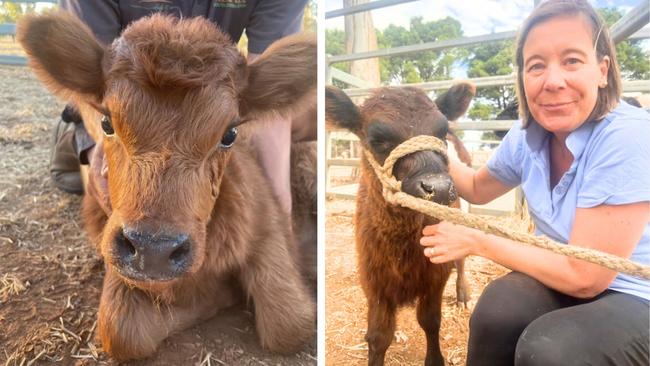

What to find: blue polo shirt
left=487, top=101, right=650, bottom=300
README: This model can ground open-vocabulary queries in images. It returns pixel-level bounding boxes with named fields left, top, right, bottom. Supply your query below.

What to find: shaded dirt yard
left=325, top=198, right=529, bottom=366
left=0, top=65, right=316, bottom=365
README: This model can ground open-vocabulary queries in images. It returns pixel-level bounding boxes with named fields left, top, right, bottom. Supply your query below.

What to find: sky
left=325, top=0, right=641, bottom=35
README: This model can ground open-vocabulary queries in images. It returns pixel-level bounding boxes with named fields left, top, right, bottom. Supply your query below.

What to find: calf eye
left=101, top=115, right=115, bottom=136
left=219, top=127, right=238, bottom=148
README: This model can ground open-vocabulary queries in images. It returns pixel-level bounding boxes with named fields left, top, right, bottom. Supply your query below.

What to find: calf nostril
left=115, top=231, right=137, bottom=259
left=169, top=241, right=190, bottom=268
left=449, top=184, right=458, bottom=202
left=421, top=181, right=435, bottom=194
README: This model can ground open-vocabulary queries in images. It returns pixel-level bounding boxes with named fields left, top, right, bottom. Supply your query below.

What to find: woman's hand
left=420, top=222, right=484, bottom=263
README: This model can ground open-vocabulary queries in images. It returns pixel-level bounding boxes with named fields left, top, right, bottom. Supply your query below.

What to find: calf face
left=18, top=12, right=316, bottom=286
left=326, top=84, right=475, bottom=205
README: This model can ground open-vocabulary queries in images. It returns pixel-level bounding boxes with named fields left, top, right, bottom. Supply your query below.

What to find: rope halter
left=363, top=135, right=448, bottom=201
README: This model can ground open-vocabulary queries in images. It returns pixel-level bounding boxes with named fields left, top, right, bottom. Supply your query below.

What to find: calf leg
left=365, top=299, right=396, bottom=366
left=240, top=236, right=315, bottom=353
left=454, top=258, right=470, bottom=307
left=97, top=268, right=235, bottom=361
left=417, top=282, right=447, bottom=366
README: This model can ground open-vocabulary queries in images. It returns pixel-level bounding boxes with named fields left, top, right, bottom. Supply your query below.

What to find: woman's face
left=522, top=15, right=609, bottom=135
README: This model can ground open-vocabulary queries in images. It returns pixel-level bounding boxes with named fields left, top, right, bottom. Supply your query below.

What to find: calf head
left=326, top=84, right=474, bottom=205
left=18, top=12, right=315, bottom=286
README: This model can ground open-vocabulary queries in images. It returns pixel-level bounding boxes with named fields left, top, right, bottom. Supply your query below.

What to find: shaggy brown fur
left=326, top=84, right=475, bottom=366
left=19, top=11, right=316, bottom=361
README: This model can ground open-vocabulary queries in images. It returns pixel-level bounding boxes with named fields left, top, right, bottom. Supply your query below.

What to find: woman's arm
left=449, top=159, right=513, bottom=205
left=421, top=201, right=649, bottom=298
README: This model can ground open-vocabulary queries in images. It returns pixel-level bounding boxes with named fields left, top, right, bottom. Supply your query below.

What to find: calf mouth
left=401, top=173, right=458, bottom=206
left=112, top=263, right=187, bottom=284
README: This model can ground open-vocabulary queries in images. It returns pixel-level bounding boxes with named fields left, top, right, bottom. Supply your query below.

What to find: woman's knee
left=470, top=272, right=551, bottom=334
left=515, top=321, right=574, bottom=366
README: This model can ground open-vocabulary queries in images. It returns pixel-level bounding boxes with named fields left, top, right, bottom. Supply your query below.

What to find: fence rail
left=343, top=75, right=650, bottom=97
left=325, top=0, right=416, bottom=19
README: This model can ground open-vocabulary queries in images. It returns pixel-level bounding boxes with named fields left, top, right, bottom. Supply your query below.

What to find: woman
left=420, top=1, right=649, bottom=365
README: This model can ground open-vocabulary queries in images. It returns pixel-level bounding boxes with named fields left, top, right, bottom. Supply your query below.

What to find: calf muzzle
left=402, top=173, right=458, bottom=206
left=112, top=226, right=193, bottom=281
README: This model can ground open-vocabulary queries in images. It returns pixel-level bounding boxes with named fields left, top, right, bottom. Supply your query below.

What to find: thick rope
left=364, top=135, right=650, bottom=280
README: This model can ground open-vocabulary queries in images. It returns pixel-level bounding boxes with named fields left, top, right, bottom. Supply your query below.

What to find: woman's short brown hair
left=514, top=0, right=622, bottom=128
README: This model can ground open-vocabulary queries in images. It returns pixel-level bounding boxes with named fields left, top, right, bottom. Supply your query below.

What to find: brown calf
left=18, top=11, right=316, bottom=361
left=326, top=83, right=475, bottom=366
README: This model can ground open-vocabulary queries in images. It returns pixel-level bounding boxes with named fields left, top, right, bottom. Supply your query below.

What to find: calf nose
left=418, top=176, right=457, bottom=205
left=113, top=226, right=192, bottom=281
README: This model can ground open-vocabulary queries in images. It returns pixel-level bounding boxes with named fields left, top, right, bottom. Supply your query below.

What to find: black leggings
left=467, top=272, right=649, bottom=366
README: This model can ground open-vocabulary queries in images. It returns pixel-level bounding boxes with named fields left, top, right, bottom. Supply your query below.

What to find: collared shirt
left=487, top=101, right=650, bottom=300
left=61, top=0, right=306, bottom=54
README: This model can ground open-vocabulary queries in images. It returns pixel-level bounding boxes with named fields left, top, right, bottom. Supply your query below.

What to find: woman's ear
left=598, top=55, right=610, bottom=88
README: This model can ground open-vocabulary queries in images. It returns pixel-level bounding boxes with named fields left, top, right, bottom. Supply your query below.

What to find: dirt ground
left=325, top=197, right=529, bottom=366
left=0, top=65, right=316, bottom=365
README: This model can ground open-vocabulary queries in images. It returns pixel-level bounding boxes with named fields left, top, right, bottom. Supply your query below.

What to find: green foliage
left=598, top=7, right=649, bottom=79
left=0, top=2, right=37, bottom=23
left=302, top=0, right=317, bottom=34
left=467, top=101, right=496, bottom=120
left=377, top=17, right=466, bottom=83
left=325, top=28, right=350, bottom=87
left=467, top=40, right=516, bottom=111
left=326, top=29, right=346, bottom=57
left=481, top=131, right=500, bottom=140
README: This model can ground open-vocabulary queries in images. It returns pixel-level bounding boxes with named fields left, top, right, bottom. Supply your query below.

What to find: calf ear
left=241, top=33, right=316, bottom=120
left=17, top=11, right=105, bottom=104
left=434, top=82, right=476, bottom=121
left=325, top=86, right=362, bottom=135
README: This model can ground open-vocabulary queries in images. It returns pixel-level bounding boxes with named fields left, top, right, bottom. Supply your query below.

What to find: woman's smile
left=539, top=100, right=577, bottom=113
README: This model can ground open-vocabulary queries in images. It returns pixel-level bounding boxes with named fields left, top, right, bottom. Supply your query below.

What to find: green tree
left=482, top=131, right=500, bottom=141
left=378, top=17, right=466, bottom=83
left=0, top=3, right=37, bottom=23
left=598, top=7, right=650, bottom=80
left=467, top=101, right=496, bottom=120
left=465, top=40, right=516, bottom=140
left=326, top=29, right=346, bottom=59
left=325, top=28, right=352, bottom=88
left=302, top=0, right=317, bottom=34
left=466, top=40, right=516, bottom=114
